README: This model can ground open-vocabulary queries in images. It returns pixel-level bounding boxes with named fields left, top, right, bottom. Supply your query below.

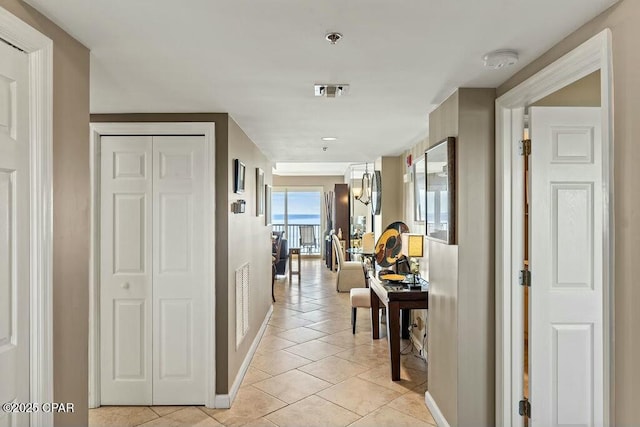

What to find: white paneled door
left=0, top=39, right=30, bottom=427
left=151, top=136, right=205, bottom=404
left=529, top=107, right=603, bottom=427
left=100, top=135, right=205, bottom=405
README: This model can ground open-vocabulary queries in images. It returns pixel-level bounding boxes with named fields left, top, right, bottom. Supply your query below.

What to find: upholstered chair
left=332, top=234, right=366, bottom=292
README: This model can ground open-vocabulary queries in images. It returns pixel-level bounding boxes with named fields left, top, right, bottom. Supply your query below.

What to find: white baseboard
left=425, top=391, right=451, bottom=427
left=214, top=305, right=273, bottom=408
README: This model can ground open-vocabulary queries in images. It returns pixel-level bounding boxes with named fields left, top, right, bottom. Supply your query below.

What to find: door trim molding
left=89, top=122, right=217, bottom=408
left=0, top=7, right=54, bottom=427
left=495, top=29, right=613, bottom=427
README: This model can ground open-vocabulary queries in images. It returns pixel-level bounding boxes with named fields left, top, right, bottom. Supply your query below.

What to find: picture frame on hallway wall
left=256, top=168, right=265, bottom=216
left=265, top=184, right=272, bottom=226
left=234, top=159, right=246, bottom=194
left=425, top=136, right=456, bottom=244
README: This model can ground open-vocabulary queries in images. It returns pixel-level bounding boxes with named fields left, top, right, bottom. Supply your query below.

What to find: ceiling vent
left=314, top=84, right=349, bottom=98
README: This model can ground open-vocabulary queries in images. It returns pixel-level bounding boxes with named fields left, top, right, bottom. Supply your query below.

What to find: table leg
left=297, top=252, right=301, bottom=283
left=271, top=264, right=276, bottom=303
left=387, top=301, right=401, bottom=381
left=401, top=309, right=411, bottom=339
left=371, top=288, right=380, bottom=340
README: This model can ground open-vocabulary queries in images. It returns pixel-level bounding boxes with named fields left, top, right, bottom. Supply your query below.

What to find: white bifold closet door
left=100, top=135, right=205, bottom=405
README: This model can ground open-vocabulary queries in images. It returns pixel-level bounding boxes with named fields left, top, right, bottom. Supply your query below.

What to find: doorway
left=89, top=123, right=217, bottom=408
left=496, top=30, right=613, bottom=427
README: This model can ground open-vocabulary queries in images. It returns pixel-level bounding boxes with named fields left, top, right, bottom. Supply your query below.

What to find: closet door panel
left=100, top=136, right=153, bottom=405
left=152, top=136, right=206, bottom=404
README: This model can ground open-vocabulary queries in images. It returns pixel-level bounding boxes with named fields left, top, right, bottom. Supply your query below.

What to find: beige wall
left=0, top=2, right=90, bottom=425
left=456, top=88, right=496, bottom=426
left=380, top=157, right=404, bottom=227
left=533, top=70, right=601, bottom=107
left=426, top=91, right=459, bottom=426
left=424, top=88, right=496, bottom=426
left=497, top=1, right=639, bottom=423
left=225, top=117, right=273, bottom=390
left=373, top=156, right=404, bottom=238
left=428, top=242, right=459, bottom=425
left=91, top=113, right=273, bottom=395
left=273, top=175, right=344, bottom=194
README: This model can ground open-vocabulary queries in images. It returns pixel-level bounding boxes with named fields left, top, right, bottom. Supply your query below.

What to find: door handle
left=121, top=282, right=130, bottom=289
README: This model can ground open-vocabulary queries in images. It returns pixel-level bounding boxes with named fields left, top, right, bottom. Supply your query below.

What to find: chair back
left=299, top=225, right=316, bottom=246
left=272, top=233, right=283, bottom=262
left=331, top=234, right=345, bottom=269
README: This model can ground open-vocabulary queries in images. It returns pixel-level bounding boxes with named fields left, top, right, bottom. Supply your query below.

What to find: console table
left=289, top=247, right=301, bottom=281
left=369, top=275, right=428, bottom=381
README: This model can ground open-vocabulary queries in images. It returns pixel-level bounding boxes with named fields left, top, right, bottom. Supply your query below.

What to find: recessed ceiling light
left=482, top=50, right=519, bottom=69
left=321, top=137, right=338, bottom=141
left=314, top=84, right=350, bottom=97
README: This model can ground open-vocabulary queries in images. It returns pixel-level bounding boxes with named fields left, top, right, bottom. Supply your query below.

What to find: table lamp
left=361, top=232, right=375, bottom=254
left=401, top=233, right=424, bottom=287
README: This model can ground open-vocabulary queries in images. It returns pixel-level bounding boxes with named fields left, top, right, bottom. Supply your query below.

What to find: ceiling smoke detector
left=325, top=32, right=343, bottom=45
left=482, top=50, right=519, bottom=69
left=314, top=84, right=349, bottom=97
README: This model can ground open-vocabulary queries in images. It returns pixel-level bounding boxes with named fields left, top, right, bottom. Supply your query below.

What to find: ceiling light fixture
left=355, top=163, right=372, bottom=206
left=321, top=137, right=337, bottom=141
left=482, top=49, right=519, bottom=69
left=325, top=32, right=343, bottom=45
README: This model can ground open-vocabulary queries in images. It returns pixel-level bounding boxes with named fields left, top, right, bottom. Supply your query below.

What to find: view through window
left=272, top=187, right=322, bottom=254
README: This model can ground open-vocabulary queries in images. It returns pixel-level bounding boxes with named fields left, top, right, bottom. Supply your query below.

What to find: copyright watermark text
left=2, top=402, right=75, bottom=413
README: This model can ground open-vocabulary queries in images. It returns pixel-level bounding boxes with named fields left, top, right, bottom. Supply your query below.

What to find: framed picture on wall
left=265, top=184, right=272, bottom=226
left=256, top=168, right=265, bottom=216
left=413, top=156, right=426, bottom=222
left=234, top=159, right=246, bottom=194
left=425, top=137, right=456, bottom=244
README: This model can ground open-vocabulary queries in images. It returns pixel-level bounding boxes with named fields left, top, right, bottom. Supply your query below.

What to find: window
left=272, top=187, right=322, bottom=254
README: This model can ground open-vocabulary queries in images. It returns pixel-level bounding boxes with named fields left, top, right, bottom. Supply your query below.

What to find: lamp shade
left=361, top=232, right=375, bottom=253
left=401, top=233, right=424, bottom=258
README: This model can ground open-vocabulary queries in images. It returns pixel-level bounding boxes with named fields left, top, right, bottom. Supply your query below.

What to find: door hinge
left=519, top=270, right=531, bottom=287
left=519, top=139, right=531, bottom=156
left=519, top=398, right=531, bottom=418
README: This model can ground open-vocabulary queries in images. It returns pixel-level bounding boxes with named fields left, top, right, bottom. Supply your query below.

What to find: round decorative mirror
left=371, top=170, right=382, bottom=215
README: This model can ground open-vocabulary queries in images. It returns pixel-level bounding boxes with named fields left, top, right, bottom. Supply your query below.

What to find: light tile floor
left=90, top=258, right=435, bottom=427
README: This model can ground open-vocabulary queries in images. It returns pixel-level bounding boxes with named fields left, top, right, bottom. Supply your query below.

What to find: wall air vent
left=235, top=262, right=250, bottom=348
left=314, top=84, right=349, bottom=98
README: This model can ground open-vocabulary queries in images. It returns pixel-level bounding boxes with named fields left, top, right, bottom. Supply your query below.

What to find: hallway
left=90, top=258, right=434, bottom=427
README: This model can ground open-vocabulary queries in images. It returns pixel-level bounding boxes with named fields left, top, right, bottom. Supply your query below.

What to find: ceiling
left=26, top=0, right=615, bottom=166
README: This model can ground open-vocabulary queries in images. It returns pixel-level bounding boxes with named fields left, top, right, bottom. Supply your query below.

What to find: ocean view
left=272, top=214, right=321, bottom=225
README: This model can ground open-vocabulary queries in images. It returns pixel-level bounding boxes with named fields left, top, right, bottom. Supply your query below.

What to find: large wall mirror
left=425, top=137, right=456, bottom=244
